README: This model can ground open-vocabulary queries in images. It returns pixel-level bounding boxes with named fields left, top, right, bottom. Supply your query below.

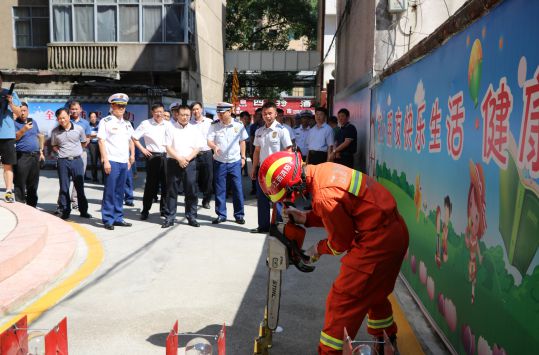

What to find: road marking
left=0, top=222, right=104, bottom=333
left=389, top=293, right=425, bottom=354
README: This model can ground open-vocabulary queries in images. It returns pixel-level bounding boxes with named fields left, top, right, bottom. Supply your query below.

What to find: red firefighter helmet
left=258, top=151, right=304, bottom=202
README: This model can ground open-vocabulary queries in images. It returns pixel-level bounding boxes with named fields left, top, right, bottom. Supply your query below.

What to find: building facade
left=0, top=0, right=225, bottom=130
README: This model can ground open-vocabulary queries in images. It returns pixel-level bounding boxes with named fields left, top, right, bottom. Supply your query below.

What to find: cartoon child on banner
left=442, top=195, right=452, bottom=263
left=465, top=160, right=486, bottom=304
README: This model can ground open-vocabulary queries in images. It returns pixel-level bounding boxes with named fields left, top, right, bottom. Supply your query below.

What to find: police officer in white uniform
left=207, top=102, right=249, bottom=225
left=250, top=101, right=292, bottom=233
left=98, top=93, right=135, bottom=230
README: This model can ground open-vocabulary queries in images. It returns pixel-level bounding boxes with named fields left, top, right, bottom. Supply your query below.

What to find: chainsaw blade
left=267, top=268, right=282, bottom=330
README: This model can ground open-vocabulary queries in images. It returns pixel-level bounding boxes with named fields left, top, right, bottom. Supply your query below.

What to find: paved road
left=11, top=169, right=446, bottom=354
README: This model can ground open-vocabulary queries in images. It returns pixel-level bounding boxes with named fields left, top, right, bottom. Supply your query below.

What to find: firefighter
left=258, top=151, right=409, bottom=354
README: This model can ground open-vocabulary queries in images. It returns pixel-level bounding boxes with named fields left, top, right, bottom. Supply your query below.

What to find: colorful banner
left=235, top=97, right=315, bottom=116
left=24, top=100, right=148, bottom=162
left=370, top=0, right=538, bottom=353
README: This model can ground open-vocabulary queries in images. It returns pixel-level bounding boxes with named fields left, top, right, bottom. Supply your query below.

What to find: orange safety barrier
left=45, top=317, right=68, bottom=355
left=165, top=321, right=179, bottom=355
left=0, top=315, right=28, bottom=355
left=217, top=323, right=226, bottom=355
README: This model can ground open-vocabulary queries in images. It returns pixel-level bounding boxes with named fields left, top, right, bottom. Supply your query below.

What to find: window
left=13, top=7, right=50, bottom=47
left=50, top=0, right=190, bottom=43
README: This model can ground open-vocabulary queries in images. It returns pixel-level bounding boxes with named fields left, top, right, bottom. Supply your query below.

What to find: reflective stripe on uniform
left=367, top=315, right=394, bottom=329
left=327, top=240, right=343, bottom=256
left=320, top=331, right=343, bottom=350
left=348, top=169, right=363, bottom=196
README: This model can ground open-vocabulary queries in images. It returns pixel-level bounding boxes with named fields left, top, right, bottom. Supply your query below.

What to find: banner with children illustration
left=370, top=0, right=539, bottom=353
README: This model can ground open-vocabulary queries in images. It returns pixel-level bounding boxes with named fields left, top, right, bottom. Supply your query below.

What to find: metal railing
left=47, top=43, right=118, bottom=71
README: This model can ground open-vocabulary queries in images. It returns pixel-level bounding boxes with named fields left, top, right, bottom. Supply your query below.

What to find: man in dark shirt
left=332, top=108, right=357, bottom=168
left=14, top=102, right=43, bottom=206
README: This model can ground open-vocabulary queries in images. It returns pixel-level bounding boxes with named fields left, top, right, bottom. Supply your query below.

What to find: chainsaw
left=254, top=203, right=314, bottom=354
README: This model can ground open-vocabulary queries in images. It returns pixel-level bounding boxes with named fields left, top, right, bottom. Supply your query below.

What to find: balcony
left=48, top=43, right=118, bottom=77
left=47, top=43, right=192, bottom=77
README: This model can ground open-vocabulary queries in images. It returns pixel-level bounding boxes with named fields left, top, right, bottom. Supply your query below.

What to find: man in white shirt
left=162, top=103, right=204, bottom=228
left=295, top=111, right=312, bottom=160
left=190, top=101, right=213, bottom=209
left=306, top=107, right=334, bottom=165
left=98, top=93, right=135, bottom=230
left=250, top=101, right=292, bottom=233
left=132, top=102, right=171, bottom=220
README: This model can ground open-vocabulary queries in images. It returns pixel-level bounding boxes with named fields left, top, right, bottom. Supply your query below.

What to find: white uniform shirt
left=305, top=123, right=334, bottom=152
left=207, top=120, right=249, bottom=163
left=97, top=115, right=134, bottom=163
left=164, top=121, right=204, bottom=158
left=132, top=118, right=171, bottom=153
left=294, top=126, right=310, bottom=156
left=190, top=116, right=212, bottom=151
left=254, top=120, right=293, bottom=164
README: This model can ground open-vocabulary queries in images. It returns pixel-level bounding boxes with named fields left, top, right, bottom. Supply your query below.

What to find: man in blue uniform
left=98, top=93, right=135, bottom=230
left=207, top=102, right=249, bottom=225
left=14, top=102, right=44, bottom=206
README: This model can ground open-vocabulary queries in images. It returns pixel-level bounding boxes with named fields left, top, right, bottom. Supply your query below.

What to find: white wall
left=374, top=0, right=468, bottom=74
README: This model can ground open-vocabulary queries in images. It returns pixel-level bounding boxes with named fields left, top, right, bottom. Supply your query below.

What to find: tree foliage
left=225, top=0, right=318, bottom=50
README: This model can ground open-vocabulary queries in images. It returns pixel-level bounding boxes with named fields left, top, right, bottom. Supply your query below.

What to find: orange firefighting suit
left=303, top=163, right=409, bottom=354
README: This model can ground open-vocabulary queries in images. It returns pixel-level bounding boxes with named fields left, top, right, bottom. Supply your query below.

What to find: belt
left=149, top=152, right=167, bottom=157
left=58, top=156, right=81, bottom=160
left=197, top=150, right=212, bottom=156
left=17, top=151, right=40, bottom=157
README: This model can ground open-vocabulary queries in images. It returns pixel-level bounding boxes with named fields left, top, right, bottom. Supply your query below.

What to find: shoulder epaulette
left=211, top=120, right=219, bottom=124
left=103, top=116, right=112, bottom=122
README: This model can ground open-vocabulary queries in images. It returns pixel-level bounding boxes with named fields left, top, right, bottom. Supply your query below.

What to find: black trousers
left=142, top=153, right=168, bottom=214
left=334, top=154, right=354, bottom=168
left=14, top=152, right=40, bottom=207
left=57, top=157, right=88, bottom=215
left=195, top=150, right=213, bottom=203
left=308, top=150, right=327, bottom=165
left=88, top=142, right=102, bottom=181
left=165, top=158, right=198, bottom=222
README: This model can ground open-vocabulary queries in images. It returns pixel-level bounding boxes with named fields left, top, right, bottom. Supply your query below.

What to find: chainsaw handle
left=283, top=201, right=297, bottom=224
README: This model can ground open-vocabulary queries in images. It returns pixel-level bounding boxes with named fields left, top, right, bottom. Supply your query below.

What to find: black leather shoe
left=80, top=212, right=92, bottom=218
left=250, top=227, right=269, bottom=234
left=124, top=201, right=135, bottom=207
left=212, top=217, right=226, bottom=224
left=235, top=218, right=246, bottom=225
left=60, top=213, right=70, bottom=220
left=202, top=201, right=211, bottom=209
left=140, top=211, right=149, bottom=220
left=104, top=224, right=114, bottom=230
left=161, top=221, right=174, bottom=228
left=113, top=220, right=132, bottom=227
left=188, top=219, right=200, bottom=227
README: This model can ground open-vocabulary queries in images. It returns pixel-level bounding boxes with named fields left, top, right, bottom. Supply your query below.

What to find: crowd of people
left=1, top=75, right=358, bottom=231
